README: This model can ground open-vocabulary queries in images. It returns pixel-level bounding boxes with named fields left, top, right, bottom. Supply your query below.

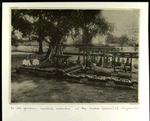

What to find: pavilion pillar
left=86, top=52, right=88, bottom=67
left=114, top=53, right=116, bottom=72
left=83, top=50, right=85, bottom=65
left=112, top=56, right=113, bottom=68
left=103, top=52, right=105, bottom=67
left=130, top=54, right=132, bottom=72
left=93, top=53, right=96, bottom=63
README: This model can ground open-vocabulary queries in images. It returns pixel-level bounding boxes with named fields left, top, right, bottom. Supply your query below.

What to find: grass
left=11, top=73, right=138, bottom=103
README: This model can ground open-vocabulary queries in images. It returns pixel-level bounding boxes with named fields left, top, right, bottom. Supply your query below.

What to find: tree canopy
left=11, top=9, right=114, bottom=61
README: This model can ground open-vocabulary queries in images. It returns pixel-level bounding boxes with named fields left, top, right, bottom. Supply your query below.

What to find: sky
left=102, top=9, right=139, bottom=38
left=90, top=9, right=140, bottom=45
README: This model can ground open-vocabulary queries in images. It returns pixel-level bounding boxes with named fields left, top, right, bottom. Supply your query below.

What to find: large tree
left=12, top=10, right=114, bottom=62
left=12, top=10, right=32, bottom=36
left=12, top=10, right=46, bottom=54
left=11, top=10, right=33, bottom=46
left=42, top=10, right=114, bottom=62
left=69, top=10, right=114, bottom=45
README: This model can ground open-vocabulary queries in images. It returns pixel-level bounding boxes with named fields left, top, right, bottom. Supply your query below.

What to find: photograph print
left=11, top=9, right=139, bottom=103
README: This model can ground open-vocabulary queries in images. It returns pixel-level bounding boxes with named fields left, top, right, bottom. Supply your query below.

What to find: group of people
left=85, top=55, right=131, bottom=71
left=22, top=55, right=40, bottom=66
left=110, top=57, right=131, bottom=71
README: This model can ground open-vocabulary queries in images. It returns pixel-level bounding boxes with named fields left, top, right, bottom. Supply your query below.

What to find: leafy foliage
left=68, top=10, right=114, bottom=45
left=118, top=34, right=130, bottom=46
left=105, top=33, right=137, bottom=46
left=11, top=9, right=114, bottom=56
left=105, top=33, right=119, bottom=44
left=12, top=10, right=33, bottom=37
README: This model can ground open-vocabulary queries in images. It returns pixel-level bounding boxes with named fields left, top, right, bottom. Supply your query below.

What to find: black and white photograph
left=11, top=9, right=139, bottom=103
left=3, top=2, right=149, bottom=121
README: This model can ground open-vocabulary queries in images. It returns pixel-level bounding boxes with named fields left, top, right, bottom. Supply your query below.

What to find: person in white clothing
left=22, top=57, right=31, bottom=66
left=33, top=56, right=40, bottom=66
left=22, top=58, right=27, bottom=66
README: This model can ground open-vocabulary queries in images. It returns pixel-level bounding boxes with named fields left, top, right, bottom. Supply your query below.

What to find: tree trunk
left=41, top=42, right=57, bottom=63
left=55, top=45, right=59, bottom=55
left=55, top=42, right=61, bottom=55
left=45, top=43, right=53, bottom=58
left=82, top=27, right=87, bottom=45
left=41, top=47, right=53, bottom=63
left=38, top=38, right=43, bottom=54
left=38, top=10, right=43, bottom=54
left=41, top=37, right=61, bottom=63
left=82, top=27, right=88, bottom=66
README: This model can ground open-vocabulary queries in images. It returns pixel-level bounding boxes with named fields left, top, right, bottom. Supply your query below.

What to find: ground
left=11, top=52, right=138, bottom=103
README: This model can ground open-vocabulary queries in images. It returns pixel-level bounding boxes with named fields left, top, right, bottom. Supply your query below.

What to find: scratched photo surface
left=11, top=9, right=139, bottom=103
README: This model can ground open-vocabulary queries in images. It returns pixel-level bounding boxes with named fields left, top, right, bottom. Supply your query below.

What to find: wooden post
left=114, top=53, right=116, bottom=72
left=112, top=56, right=113, bottom=68
left=59, top=45, right=61, bottom=55
left=103, top=52, right=105, bottom=67
left=83, top=50, right=85, bottom=66
left=66, top=58, right=68, bottom=66
left=130, top=54, right=132, bottom=72
left=86, top=52, right=88, bottom=67
left=93, top=52, right=96, bottom=63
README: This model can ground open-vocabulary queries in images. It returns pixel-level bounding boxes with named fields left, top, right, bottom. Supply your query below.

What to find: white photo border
left=2, top=2, right=149, bottom=121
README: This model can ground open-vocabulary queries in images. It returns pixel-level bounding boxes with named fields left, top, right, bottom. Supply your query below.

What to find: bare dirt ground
left=11, top=52, right=138, bottom=103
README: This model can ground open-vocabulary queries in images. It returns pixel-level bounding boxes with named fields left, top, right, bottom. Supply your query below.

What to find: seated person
left=111, top=57, right=115, bottom=68
left=105, top=57, right=111, bottom=68
left=125, top=62, right=130, bottom=67
left=106, top=58, right=111, bottom=67
left=116, top=58, right=121, bottom=66
left=32, top=56, right=40, bottom=66
left=86, top=57, right=92, bottom=67
left=121, top=58, right=125, bottom=64
left=120, top=58, right=125, bottom=68
left=22, top=57, right=27, bottom=66
left=124, top=58, right=130, bottom=66
left=22, top=57, right=31, bottom=66
left=124, top=58, right=131, bottom=71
